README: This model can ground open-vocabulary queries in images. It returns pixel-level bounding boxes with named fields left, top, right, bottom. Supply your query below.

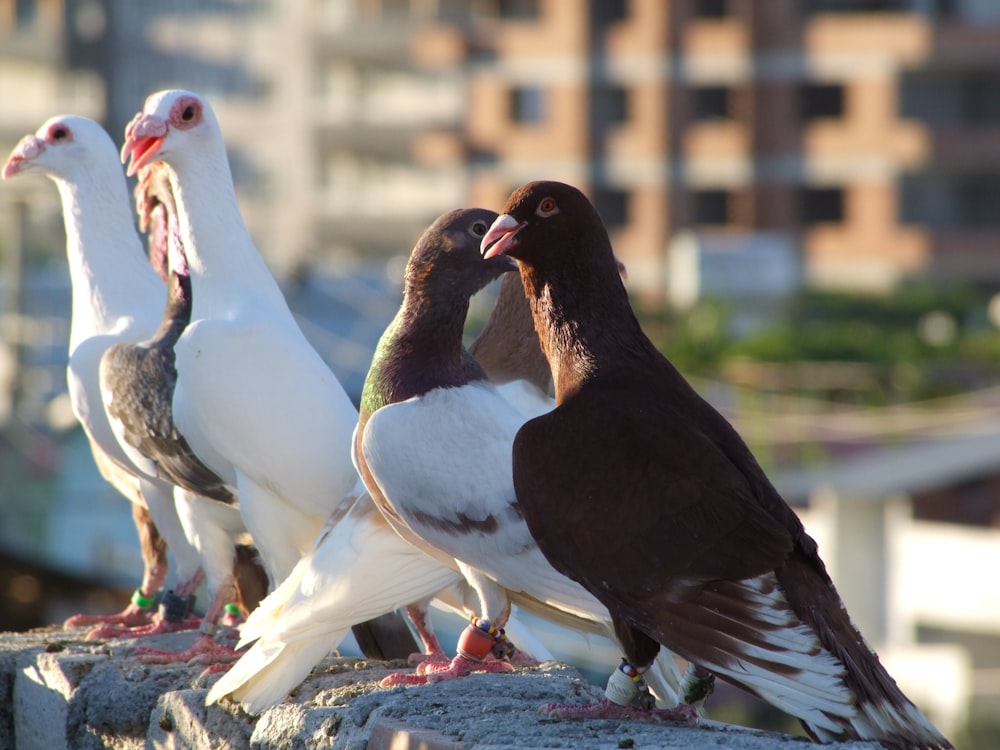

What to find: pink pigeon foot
left=85, top=614, right=200, bottom=641
left=407, top=649, right=449, bottom=666
left=64, top=601, right=157, bottom=631
left=133, top=633, right=240, bottom=666
left=541, top=697, right=700, bottom=724
left=84, top=589, right=199, bottom=640
left=381, top=654, right=514, bottom=686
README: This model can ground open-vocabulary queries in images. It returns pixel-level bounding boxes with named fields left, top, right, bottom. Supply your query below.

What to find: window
left=800, top=188, right=844, bottom=224
left=509, top=86, right=545, bottom=124
left=595, top=189, right=629, bottom=229
left=693, top=86, right=730, bottom=121
left=960, top=72, right=1000, bottom=124
left=693, top=0, right=728, bottom=18
left=694, top=190, right=730, bottom=225
left=15, top=0, right=37, bottom=28
left=498, top=0, right=540, bottom=20
left=801, top=84, right=844, bottom=120
left=596, top=85, right=629, bottom=126
left=956, top=177, right=1000, bottom=228
left=804, top=0, right=908, bottom=13
left=593, top=0, right=628, bottom=23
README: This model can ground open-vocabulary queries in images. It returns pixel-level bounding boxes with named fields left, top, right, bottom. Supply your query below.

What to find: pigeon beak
left=481, top=214, right=525, bottom=259
left=3, top=134, right=45, bottom=179
left=121, top=113, right=168, bottom=177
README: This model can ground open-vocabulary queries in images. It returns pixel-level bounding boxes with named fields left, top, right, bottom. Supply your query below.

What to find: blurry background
left=2, top=0, right=1000, bottom=745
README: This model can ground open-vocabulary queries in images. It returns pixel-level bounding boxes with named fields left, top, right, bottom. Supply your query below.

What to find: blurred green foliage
left=639, top=283, right=1000, bottom=405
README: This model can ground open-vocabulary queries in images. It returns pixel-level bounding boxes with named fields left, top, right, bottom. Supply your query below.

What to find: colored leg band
left=457, top=618, right=502, bottom=662
left=158, top=589, right=196, bottom=623
left=605, top=658, right=648, bottom=707
left=131, top=589, right=157, bottom=611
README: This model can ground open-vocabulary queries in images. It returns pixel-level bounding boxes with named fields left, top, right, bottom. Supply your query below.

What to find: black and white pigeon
left=481, top=180, right=952, bottom=750
left=99, top=162, right=259, bottom=662
left=120, top=89, right=417, bottom=660
left=354, top=208, right=691, bottom=710
left=2, top=116, right=205, bottom=636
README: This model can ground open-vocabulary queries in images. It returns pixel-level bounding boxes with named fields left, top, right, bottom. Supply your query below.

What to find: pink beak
left=121, top=113, right=168, bottom=177
left=3, top=134, right=45, bottom=179
left=481, top=214, right=524, bottom=258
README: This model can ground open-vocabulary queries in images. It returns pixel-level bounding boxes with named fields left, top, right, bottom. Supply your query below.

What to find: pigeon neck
left=54, top=175, right=162, bottom=353
left=361, top=292, right=483, bottom=421
left=167, top=156, right=287, bottom=318
left=469, top=274, right=552, bottom=394
left=153, top=271, right=193, bottom=348
left=523, top=265, right=650, bottom=403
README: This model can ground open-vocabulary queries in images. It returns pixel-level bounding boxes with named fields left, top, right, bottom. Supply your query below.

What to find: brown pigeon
left=481, top=180, right=951, bottom=750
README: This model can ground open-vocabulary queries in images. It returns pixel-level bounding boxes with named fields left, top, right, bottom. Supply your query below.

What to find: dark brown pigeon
left=481, top=180, right=951, bottom=750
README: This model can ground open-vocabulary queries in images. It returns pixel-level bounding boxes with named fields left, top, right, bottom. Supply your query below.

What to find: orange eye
left=536, top=197, right=558, bottom=217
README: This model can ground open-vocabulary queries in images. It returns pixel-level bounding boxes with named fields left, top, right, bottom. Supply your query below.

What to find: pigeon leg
left=87, top=570, right=205, bottom=640
left=541, top=657, right=702, bottom=724
left=65, top=504, right=167, bottom=631
left=404, top=602, right=448, bottom=665
left=382, top=615, right=515, bottom=686
left=135, top=577, right=242, bottom=665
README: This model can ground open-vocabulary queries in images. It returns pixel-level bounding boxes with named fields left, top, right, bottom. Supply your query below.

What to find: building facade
left=3, top=0, right=1000, bottom=299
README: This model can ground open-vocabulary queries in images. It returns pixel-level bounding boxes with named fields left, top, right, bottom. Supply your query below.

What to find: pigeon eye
left=471, top=222, right=487, bottom=237
left=51, top=127, right=68, bottom=141
left=536, top=198, right=558, bottom=217
left=181, top=105, right=195, bottom=121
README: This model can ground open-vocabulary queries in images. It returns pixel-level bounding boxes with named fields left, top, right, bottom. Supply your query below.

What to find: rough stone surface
left=0, top=625, right=882, bottom=750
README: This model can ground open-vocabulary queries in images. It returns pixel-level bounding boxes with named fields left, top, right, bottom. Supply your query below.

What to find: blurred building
left=3, top=0, right=1000, bottom=297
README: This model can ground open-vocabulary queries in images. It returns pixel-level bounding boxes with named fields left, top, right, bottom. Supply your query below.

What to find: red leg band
left=456, top=622, right=498, bottom=662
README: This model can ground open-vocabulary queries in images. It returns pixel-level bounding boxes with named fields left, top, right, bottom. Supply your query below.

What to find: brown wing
left=511, top=367, right=799, bottom=605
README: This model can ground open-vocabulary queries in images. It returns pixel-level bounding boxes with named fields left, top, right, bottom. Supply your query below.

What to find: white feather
left=206, top=492, right=460, bottom=714
left=137, top=92, right=361, bottom=585
left=6, top=116, right=211, bottom=596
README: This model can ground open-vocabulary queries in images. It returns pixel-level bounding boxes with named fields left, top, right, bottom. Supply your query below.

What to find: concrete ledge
left=1, top=626, right=881, bottom=750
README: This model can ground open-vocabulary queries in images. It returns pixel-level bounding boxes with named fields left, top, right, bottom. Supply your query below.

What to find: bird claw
left=90, top=615, right=201, bottom=642
left=381, top=654, right=514, bottom=687
left=133, top=634, right=240, bottom=666
left=64, top=604, right=155, bottom=632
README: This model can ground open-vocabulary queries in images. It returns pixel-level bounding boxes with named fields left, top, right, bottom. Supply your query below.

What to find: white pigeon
left=353, top=209, right=691, bottom=711
left=119, top=89, right=421, bottom=660
left=98, top=162, right=256, bottom=661
left=120, top=89, right=362, bottom=583
left=2, top=116, right=205, bottom=635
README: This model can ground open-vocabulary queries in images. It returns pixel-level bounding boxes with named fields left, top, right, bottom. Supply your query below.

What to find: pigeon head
left=481, top=181, right=608, bottom=264
left=481, top=180, right=623, bottom=297
left=405, top=208, right=515, bottom=300
left=3, top=116, right=121, bottom=182
left=121, top=89, right=221, bottom=177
